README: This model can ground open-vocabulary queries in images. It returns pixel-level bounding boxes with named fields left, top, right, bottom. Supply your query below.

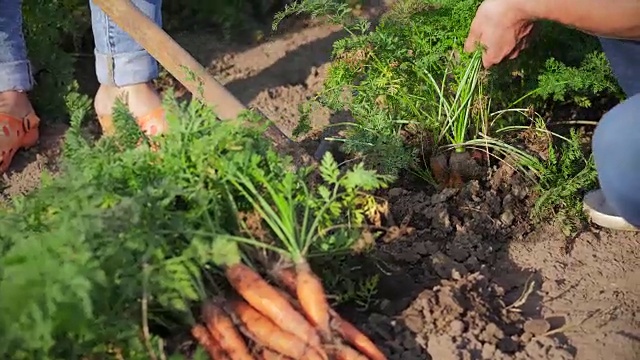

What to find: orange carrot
left=259, top=348, right=293, bottom=360
left=228, top=299, right=326, bottom=360
left=296, top=262, right=331, bottom=335
left=272, top=267, right=387, bottom=360
left=270, top=266, right=297, bottom=294
left=429, top=154, right=449, bottom=186
left=224, top=263, right=321, bottom=347
left=331, top=314, right=387, bottom=360
left=201, top=301, right=253, bottom=360
left=331, top=344, right=370, bottom=360
left=191, top=324, right=230, bottom=360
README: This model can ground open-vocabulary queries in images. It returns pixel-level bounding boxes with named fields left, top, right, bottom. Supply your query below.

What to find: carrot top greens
left=0, top=92, right=387, bottom=359
left=223, top=151, right=392, bottom=263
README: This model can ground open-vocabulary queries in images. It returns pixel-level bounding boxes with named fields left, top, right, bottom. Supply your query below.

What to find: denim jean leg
left=89, top=0, right=163, bottom=86
left=592, top=93, right=640, bottom=227
left=0, top=0, right=34, bottom=92
left=599, top=38, right=640, bottom=97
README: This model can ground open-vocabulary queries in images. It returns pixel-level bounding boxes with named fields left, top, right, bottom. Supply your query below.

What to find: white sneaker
left=583, top=189, right=640, bottom=231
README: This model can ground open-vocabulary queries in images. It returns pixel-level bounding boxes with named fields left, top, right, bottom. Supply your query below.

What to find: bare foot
left=94, top=82, right=167, bottom=136
left=0, top=91, right=35, bottom=118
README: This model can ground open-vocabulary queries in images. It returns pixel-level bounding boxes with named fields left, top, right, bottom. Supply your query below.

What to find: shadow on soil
left=158, top=22, right=358, bottom=156
left=223, top=29, right=346, bottom=104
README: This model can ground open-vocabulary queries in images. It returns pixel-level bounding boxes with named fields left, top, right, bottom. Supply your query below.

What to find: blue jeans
left=0, top=0, right=162, bottom=92
left=593, top=38, right=640, bottom=227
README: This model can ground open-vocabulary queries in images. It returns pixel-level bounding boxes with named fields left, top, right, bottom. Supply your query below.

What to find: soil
left=359, top=170, right=640, bottom=360
left=1, top=4, right=639, bottom=360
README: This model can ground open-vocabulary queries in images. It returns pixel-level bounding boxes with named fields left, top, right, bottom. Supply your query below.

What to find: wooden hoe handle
left=91, top=0, right=314, bottom=166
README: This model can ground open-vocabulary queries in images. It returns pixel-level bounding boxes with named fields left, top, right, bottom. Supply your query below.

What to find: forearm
left=519, top=0, right=640, bottom=40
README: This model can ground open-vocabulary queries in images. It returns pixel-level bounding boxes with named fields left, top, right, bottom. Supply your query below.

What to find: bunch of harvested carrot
left=190, top=159, right=389, bottom=359
left=191, top=262, right=387, bottom=360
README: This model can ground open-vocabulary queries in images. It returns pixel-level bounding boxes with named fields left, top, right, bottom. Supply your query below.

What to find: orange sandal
left=97, top=106, right=168, bottom=137
left=135, top=107, right=167, bottom=137
left=0, top=112, right=40, bottom=174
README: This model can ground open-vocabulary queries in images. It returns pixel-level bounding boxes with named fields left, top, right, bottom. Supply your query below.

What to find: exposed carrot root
left=272, top=266, right=387, bottom=360
left=224, top=263, right=321, bottom=348
left=296, top=262, right=331, bottom=336
left=228, top=299, right=327, bottom=360
left=191, top=324, right=230, bottom=360
left=331, top=312, right=387, bottom=360
left=202, top=301, right=254, bottom=360
left=259, top=348, right=293, bottom=360
left=270, top=266, right=297, bottom=294
left=331, top=344, right=370, bottom=360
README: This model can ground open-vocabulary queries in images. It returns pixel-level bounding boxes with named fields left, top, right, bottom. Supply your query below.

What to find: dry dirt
left=1, top=9, right=639, bottom=360
left=359, top=168, right=640, bottom=360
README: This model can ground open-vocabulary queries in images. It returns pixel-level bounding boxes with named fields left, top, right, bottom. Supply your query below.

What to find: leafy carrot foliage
left=0, top=92, right=387, bottom=359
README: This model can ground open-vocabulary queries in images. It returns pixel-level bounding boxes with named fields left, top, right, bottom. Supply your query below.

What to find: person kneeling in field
left=465, top=0, right=640, bottom=231
left=0, top=0, right=168, bottom=174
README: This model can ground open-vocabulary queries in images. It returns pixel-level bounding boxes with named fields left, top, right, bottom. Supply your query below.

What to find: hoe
left=92, top=0, right=319, bottom=168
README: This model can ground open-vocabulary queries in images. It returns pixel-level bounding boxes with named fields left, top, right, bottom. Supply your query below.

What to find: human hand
left=464, top=0, right=536, bottom=68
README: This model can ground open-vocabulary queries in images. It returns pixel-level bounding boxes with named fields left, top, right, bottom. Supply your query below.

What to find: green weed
left=314, top=254, right=381, bottom=310
left=532, top=130, right=598, bottom=235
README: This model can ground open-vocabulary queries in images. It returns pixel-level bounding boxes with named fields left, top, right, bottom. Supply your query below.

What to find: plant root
left=295, top=261, right=331, bottom=336
left=190, top=263, right=387, bottom=360
left=259, top=348, right=294, bottom=360
left=191, top=324, right=230, bottom=360
left=272, top=266, right=387, bottom=360
left=227, top=298, right=327, bottom=360
left=202, top=300, right=254, bottom=360
left=329, top=311, right=387, bottom=360
left=224, top=262, right=322, bottom=348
